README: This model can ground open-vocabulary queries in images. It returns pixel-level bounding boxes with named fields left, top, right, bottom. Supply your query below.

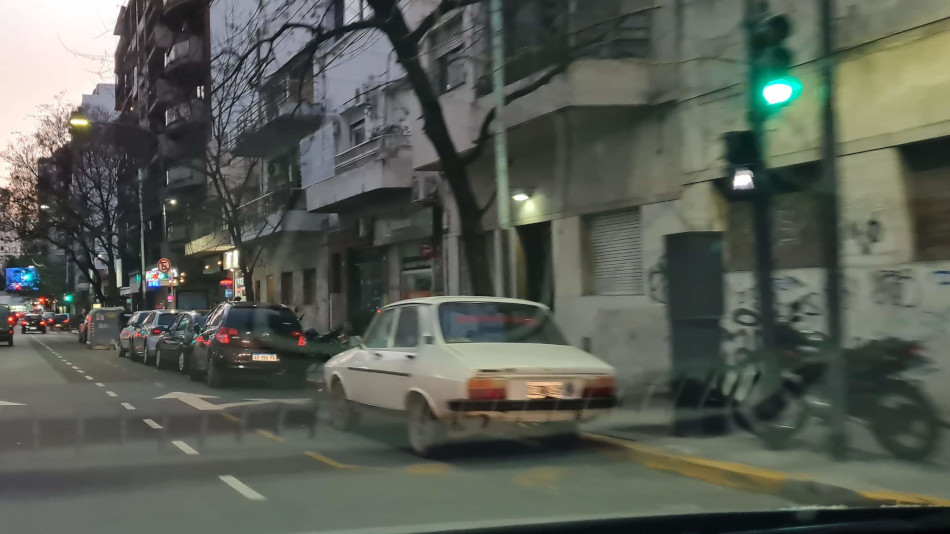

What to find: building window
left=430, top=17, right=465, bottom=94
left=903, top=139, right=950, bottom=261
left=586, top=209, right=643, bottom=296
left=280, top=272, right=294, bottom=305
left=330, top=253, right=342, bottom=293
left=303, top=268, right=316, bottom=305
left=350, top=118, right=365, bottom=146
left=345, top=0, right=367, bottom=24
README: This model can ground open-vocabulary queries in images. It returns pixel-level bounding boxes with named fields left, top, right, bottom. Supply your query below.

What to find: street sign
left=157, top=258, right=172, bottom=273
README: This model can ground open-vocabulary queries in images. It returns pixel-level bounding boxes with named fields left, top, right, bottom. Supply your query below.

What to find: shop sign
left=373, top=207, right=433, bottom=246
left=402, top=256, right=431, bottom=271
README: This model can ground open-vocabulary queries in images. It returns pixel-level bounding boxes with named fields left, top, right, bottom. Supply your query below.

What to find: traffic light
left=723, top=130, right=766, bottom=196
left=63, top=294, right=73, bottom=303
left=750, top=13, right=801, bottom=110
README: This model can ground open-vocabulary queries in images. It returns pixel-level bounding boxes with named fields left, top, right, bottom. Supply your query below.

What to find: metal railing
left=231, top=91, right=322, bottom=148
left=334, top=133, right=411, bottom=174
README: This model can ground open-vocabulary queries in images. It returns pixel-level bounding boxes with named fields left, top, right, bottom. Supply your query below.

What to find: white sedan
left=324, top=296, right=617, bottom=456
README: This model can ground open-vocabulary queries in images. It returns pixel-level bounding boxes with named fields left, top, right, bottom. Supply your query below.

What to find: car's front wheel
left=206, top=357, right=225, bottom=388
left=329, top=381, right=360, bottom=430
left=118, top=342, right=127, bottom=358
left=407, top=396, right=444, bottom=458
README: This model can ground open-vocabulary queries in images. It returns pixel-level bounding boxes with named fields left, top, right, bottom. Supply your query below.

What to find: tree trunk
left=370, top=0, right=494, bottom=295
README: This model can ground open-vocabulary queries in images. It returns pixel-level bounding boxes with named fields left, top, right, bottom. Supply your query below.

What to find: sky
left=0, top=0, right=120, bottom=155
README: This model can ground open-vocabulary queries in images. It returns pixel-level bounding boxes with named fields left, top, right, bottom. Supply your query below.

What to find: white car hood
left=445, top=343, right=614, bottom=375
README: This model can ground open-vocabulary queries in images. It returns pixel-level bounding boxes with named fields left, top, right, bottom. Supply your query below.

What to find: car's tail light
left=20, top=320, right=26, bottom=326
left=291, top=331, right=307, bottom=347
left=64, top=319, right=69, bottom=323
left=6, top=316, right=12, bottom=324
left=39, top=321, right=45, bottom=326
left=151, top=328, right=163, bottom=335
left=215, top=326, right=239, bottom=344
left=467, top=377, right=507, bottom=400
left=583, top=376, right=615, bottom=398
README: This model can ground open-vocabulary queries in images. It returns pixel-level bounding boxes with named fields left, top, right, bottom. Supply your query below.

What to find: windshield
left=225, top=307, right=301, bottom=336
left=438, top=302, right=567, bottom=345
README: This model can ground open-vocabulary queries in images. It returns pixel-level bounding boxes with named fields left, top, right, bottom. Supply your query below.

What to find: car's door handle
left=373, top=352, right=383, bottom=358
left=406, top=354, right=415, bottom=359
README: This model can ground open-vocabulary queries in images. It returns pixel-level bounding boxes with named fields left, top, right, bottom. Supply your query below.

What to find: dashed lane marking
left=218, top=475, right=265, bottom=501
left=121, top=402, right=135, bottom=410
left=95, top=383, right=104, bottom=387
left=172, top=440, right=199, bottom=455
left=143, top=418, right=162, bottom=430
left=106, top=391, right=118, bottom=397
left=84, top=376, right=94, bottom=381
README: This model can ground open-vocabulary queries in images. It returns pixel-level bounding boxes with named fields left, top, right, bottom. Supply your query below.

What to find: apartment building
left=403, top=0, right=950, bottom=415
left=113, top=0, right=212, bottom=310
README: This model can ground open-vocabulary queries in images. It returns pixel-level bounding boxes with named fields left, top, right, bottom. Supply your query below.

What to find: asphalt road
left=0, top=331, right=795, bottom=534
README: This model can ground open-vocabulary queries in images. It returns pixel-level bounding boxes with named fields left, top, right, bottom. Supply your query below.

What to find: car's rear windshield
left=437, top=302, right=568, bottom=345
left=224, top=307, right=301, bottom=336
left=155, top=313, right=176, bottom=326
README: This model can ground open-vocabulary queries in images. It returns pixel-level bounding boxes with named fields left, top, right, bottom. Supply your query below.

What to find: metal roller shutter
left=590, top=209, right=643, bottom=295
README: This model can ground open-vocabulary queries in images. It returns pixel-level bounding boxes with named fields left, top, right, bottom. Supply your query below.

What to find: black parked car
left=21, top=313, right=47, bottom=334
left=49, top=313, right=70, bottom=330
left=190, top=302, right=313, bottom=388
left=0, top=305, right=14, bottom=346
left=155, top=310, right=209, bottom=371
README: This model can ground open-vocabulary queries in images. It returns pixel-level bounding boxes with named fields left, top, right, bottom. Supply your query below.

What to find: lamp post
left=69, top=111, right=156, bottom=310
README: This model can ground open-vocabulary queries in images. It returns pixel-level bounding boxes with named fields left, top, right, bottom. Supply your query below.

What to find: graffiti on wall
left=870, top=268, right=921, bottom=308
left=848, top=215, right=883, bottom=255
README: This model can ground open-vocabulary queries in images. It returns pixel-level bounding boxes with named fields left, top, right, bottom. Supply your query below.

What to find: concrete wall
left=249, top=233, right=329, bottom=332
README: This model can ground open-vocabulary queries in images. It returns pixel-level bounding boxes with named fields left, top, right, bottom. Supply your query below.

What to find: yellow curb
left=583, top=433, right=950, bottom=507
left=305, top=450, right=359, bottom=470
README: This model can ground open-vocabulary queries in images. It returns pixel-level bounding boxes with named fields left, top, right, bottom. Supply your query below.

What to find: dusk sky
left=0, top=0, right=119, bottom=155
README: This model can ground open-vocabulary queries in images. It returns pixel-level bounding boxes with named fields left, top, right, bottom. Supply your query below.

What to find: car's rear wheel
left=8, top=338, right=12, bottom=346
left=155, top=346, right=165, bottom=369
left=118, top=342, right=127, bottom=358
left=178, top=350, right=188, bottom=373
left=206, top=357, right=225, bottom=388
left=407, top=396, right=444, bottom=458
left=188, top=355, right=202, bottom=381
left=329, top=381, right=360, bottom=430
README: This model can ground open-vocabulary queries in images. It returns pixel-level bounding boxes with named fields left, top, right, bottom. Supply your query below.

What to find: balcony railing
left=229, top=92, right=322, bottom=157
left=165, top=35, right=204, bottom=78
left=166, top=161, right=205, bottom=190
left=335, top=134, right=411, bottom=175
left=165, top=99, right=207, bottom=133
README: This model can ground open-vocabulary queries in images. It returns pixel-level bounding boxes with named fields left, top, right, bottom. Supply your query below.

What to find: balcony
left=230, top=94, right=323, bottom=157
left=148, top=78, right=184, bottom=117
left=305, top=134, right=413, bottom=213
left=163, top=0, right=205, bottom=21
left=166, top=161, right=205, bottom=191
left=166, top=221, right=192, bottom=245
left=165, top=35, right=204, bottom=81
left=165, top=99, right=207, bottom=137
left=240, top=188, right=327, bottom=243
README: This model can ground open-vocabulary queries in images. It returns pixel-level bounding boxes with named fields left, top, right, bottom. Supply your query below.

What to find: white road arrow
left=0, top=401, right=25, bottom=406
left=154, top=392, right=312, bottom=411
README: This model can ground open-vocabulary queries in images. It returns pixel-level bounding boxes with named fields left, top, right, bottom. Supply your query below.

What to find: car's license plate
left=252, top=353, right=278, bottom=362
left=526, top=381, right=563, bottom=399
left=28, top=327, right=36, bottom=330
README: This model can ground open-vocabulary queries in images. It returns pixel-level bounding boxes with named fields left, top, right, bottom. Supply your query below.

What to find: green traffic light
left=762, top=76, right=802, bottom=106
left=64, top=294, right=73, bottom=303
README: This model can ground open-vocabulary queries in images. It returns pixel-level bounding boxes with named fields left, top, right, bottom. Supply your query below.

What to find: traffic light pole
left=744, top=0, right=777, bottom=351
left=819, top=0, right=849, bottom=460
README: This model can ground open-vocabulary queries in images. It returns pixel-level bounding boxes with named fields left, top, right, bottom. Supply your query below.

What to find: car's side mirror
left=349, top=336, right=362, bottom=348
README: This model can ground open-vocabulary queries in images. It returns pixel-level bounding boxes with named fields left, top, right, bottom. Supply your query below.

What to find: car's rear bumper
left=446, top=397, right=617, bottom=413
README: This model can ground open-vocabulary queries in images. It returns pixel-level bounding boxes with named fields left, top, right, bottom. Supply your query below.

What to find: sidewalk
left=583, top=405, right=950, bottom=506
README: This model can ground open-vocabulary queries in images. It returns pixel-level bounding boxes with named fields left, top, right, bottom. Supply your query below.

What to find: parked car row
left=117, top=302, right=316, bottom=389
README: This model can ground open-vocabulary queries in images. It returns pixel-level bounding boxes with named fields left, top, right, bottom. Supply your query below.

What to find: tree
left=221, top=0, right=643, bottom=295
left=0, top=100, right=131, bottom=306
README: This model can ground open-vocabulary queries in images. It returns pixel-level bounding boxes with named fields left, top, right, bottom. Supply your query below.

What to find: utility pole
left=743, top=0, right=777, bottom=350
left=819, top=0, right=848, bottom=460
left=490, top=0, right=511, bottom=297
left=138, top=168, right=147, bottom=309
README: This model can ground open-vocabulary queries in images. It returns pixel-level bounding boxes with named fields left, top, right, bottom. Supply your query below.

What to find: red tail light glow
left=291, top=331, right=307, bottom=347
left=39, top=321, right=45, bottom=326
left=583, top=376, right=615, bottom=398
left=6, top=316, right=13, bottom=324
left=215, top=326, right=239, bottom=344
left=467, top=377, right=507, bottom=401
left=20, top=320, right=27, bottom=326
left=151, top=328, right=163, bottom=335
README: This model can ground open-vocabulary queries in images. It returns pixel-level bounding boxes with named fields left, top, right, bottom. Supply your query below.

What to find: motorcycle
left=303, top=325, right=348, bottom=360
left=735, top=323, right=941, bottom=462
